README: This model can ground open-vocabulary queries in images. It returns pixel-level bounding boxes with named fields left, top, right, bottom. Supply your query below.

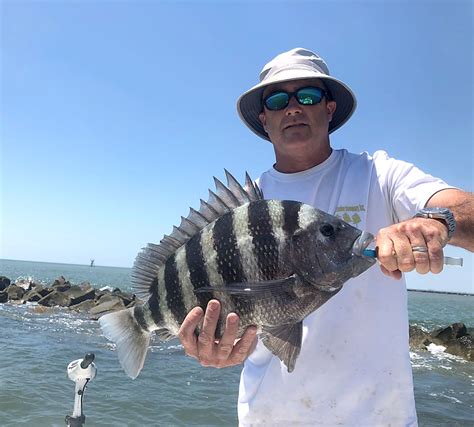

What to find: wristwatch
left=414, top=207, right=456, bottom=239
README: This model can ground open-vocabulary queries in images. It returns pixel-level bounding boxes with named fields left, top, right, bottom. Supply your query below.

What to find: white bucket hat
left=237, top=47, right=357, bottom=141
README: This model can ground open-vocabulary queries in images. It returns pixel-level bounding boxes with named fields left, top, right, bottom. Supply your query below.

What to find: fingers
left=376, top=218, right=446, bottom=277
left=394, top=227, right=429, bottom=274
left=198, top=300, right=221, bottom=364
left=376, top=234, right=399, bottom=273
left=426, top=238, right=444, bottom=274
left=229, top=325, right=258, bottom=365
left=216, top=313, right=240, bottom=361
left=178, top=306, right=204, bottom=359
left=178, top=300, right=257, bottom=369
left=379, top=264, right=402, bottom=280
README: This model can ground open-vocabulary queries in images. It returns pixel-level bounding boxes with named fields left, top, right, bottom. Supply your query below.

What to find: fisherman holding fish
left=176, top=49, right=474, bottom=425
left=100, top=48, right=473, bottom=426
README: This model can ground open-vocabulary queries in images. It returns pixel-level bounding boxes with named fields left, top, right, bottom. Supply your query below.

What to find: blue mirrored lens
left=296, top=87, right=324, bottom=105
left=265, top=92, right=289, bottom=110
left=264, top=87, right=325, bottom=111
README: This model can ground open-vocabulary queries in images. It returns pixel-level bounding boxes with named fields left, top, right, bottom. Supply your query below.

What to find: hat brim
left=237, top=69, right=357, bottom=141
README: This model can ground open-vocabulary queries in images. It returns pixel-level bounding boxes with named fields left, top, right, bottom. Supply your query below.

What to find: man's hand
left=375, top=217, right=449, bottom=280
left=178, top=300, right=258, bottom=368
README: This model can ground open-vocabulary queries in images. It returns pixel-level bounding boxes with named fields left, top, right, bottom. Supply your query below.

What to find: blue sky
left=1, top=1, right=472, bottom=293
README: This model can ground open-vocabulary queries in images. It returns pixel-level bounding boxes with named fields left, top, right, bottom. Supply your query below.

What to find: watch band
left=414, top=207, right=456, bottom=239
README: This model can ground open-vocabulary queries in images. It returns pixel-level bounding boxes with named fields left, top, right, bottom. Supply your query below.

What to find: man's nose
left=285, top=95, right=302, bottom=115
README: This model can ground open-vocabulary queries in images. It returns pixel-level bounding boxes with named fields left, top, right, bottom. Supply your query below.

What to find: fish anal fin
left=261, top=322, right=303, bottom=373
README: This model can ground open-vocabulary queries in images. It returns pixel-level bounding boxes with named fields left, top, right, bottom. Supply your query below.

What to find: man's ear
left=327, top=100, right=336, bottom=122
left=259, top=111, right=267, bottom=131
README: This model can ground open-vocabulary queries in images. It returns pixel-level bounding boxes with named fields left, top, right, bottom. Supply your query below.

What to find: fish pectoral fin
left=261, top=322, right=303, bottom=373
left=193, top=275, right=298, bottom=297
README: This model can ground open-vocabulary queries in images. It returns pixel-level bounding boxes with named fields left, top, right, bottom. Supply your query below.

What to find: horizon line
left=1, top=258, right=472, bottom=296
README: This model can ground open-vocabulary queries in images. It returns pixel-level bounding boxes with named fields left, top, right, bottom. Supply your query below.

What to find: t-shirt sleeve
left=372, top=151, right=455, bottom=223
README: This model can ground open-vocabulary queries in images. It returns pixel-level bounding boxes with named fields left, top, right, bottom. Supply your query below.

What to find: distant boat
left=90, top=259, right=95, bottom=268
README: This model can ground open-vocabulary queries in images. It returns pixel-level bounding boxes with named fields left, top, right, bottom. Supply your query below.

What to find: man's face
left=258, top=79, right=336, bottom=154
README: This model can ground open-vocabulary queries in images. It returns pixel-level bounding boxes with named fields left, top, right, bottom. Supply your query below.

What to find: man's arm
left=426, top=189, right=474, bottom=251
left=376, top=189, right=473, bottom=279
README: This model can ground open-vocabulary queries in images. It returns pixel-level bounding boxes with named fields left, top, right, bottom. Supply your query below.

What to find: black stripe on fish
left=148, top=277, right=164, bottom=326
left=164, top=254, right=187, bottom=324
left=134, top=304, right=150, bottom=331
left=248, top=200, right=280, bottom=280
left=213, top=212, right=246, bottom=284
left=185, top=235, right=210, bottom=307
left=282, top=200, right=301, bottom=237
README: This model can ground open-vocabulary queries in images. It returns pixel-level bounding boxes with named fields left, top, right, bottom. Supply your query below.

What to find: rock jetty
left=0, top=275, right=137, bottom=320
left=409, top=323, right=473, bottom=362
left=0, top=275, right=472, bottom=362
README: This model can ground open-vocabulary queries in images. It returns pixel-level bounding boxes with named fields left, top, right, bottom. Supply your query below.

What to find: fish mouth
left=351, top=231, right=374, bottom=256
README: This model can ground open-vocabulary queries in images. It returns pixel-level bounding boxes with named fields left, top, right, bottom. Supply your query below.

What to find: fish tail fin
left=99, top=307, right=151, bottom=379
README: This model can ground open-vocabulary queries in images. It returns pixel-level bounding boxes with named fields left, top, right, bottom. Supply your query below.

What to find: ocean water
left=0, top=259, right=473, bottom=426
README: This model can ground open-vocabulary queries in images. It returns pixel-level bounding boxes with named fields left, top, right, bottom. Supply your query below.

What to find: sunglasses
left=263, top=86, right=327, bottom=111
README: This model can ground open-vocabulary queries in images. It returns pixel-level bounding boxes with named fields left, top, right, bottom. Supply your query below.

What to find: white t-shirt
left=238, top=149, right=451, bottom=427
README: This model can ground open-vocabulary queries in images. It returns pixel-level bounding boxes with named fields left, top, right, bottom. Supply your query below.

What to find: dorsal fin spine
left=132, top=171, right=263, bottom=297
left=208, top=189, right=231, bottom=212
left=225, top=169, right=250, bottom=203
left=199, top=199, right=219, bottom=221
left=214, top=177, right=240, bottom=207
left=180, top=216, right=200, bottom=233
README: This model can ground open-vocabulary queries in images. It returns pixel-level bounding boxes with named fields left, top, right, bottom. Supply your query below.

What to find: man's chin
left=281, top=133, right=312, bottom=145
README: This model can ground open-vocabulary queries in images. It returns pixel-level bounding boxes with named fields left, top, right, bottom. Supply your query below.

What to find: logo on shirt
left=335, top=205, right=366, bottom=226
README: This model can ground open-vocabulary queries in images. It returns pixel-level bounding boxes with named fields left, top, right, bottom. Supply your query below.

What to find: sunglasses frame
left=263, top=86, right=328, bottom=111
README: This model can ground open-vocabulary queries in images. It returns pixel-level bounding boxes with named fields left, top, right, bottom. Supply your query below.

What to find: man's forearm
left=427, top=189, right=474, bottom=251
left=449, top=194, right=474, bottom=250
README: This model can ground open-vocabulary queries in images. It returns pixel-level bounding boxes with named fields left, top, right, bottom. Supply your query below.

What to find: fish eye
left=320, top=224, right=335, bottom=237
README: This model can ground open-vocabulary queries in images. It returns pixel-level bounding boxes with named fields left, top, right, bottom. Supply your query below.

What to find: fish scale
left=99, top=172, right=376, bottom=378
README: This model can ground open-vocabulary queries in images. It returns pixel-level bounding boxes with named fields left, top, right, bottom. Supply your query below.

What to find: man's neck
left=273, top=142, right=332, bottom=173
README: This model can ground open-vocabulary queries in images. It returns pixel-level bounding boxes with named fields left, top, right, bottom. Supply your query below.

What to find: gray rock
left=38, top=290, right=71, bottom=307
left=52, top=276, right=71, bottom=292
left=444, top=335, right=473, bottom=362
left=111, top=289, right=135, bottom=306
left=69, top=299, right=97, bottom=313
left=24, top=291, right=46, bottom=302
left=6, top=284, right=25, bottom=300
left=94, top=291, right=107, bottom=302
left=432, top=323, right=468, bottom=343
left=63, top=283, right=93, bottom=296
left=52, top=276, right=68, bottom=287
left=23, top=285, right=51, bottom=302
left=409, top=325, right=432, bottom=350
left=0, top=276, right=11, bottom=291
left=69, top=288, right=96, bottom=307
left=422, top=322, right=473, bottom=362
left=89, top=296, right=126, bottom=320
left=0, top=290, right=8, bottom=303
left=53, top=284, right=71, bottom=292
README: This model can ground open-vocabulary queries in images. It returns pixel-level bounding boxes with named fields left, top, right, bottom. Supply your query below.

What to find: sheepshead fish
left=99, top=171, right=375, bottom=378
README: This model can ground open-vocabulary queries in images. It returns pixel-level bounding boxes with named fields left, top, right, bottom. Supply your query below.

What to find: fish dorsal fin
left=131, top=171, right=263, bottom=298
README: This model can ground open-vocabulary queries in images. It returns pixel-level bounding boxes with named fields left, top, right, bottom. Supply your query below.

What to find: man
left=178, top=48, right=473, bottom=426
